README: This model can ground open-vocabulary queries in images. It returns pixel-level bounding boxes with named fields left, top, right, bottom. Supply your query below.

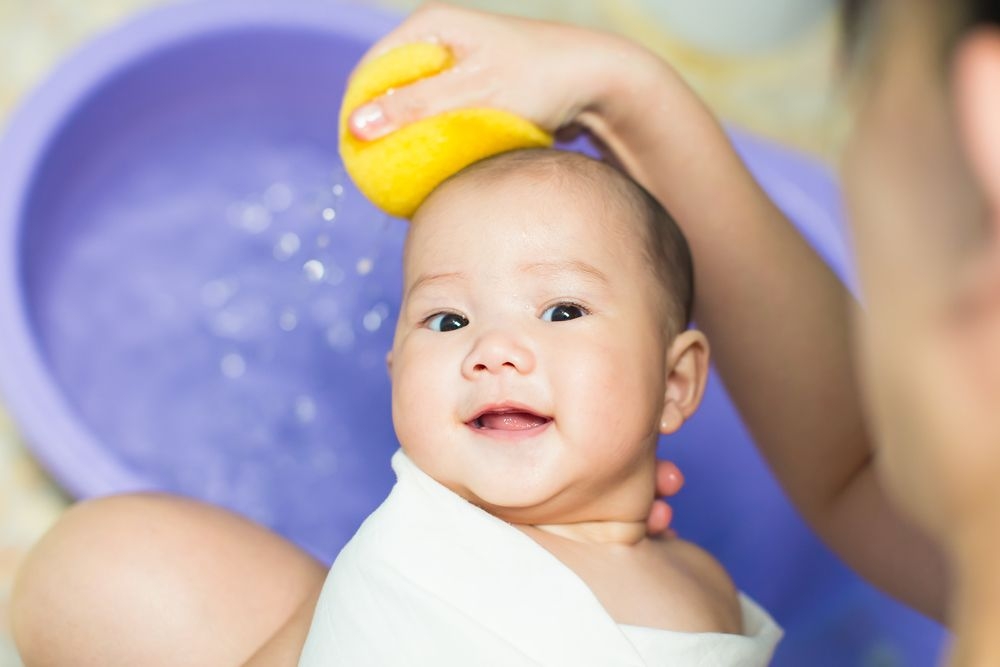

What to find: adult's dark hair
left=843, top=0, right=1000, bottom=62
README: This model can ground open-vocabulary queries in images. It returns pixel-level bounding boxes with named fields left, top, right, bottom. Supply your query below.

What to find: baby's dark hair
left=427, top=148, right=694, bottom=333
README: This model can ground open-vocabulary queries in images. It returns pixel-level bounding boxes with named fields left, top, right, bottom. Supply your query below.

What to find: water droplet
left=316, top=233, right=330, bottom=248
left=325, top=321, right=355, bottom=351
left=303, top=259, right=325, bottom=282
left=208, top=299, right=268, bottom=340
left=294, top=395, right=317, bottom=423
left=220, top=352, right=246, bottom=378
left=273, top=232, right=301, bottom=261
left=372, top=302, right=391, bottom=319
left=321, top=207, right=336, bottom=222
left=238, top=203, right=271, bottom=234
left=200, top=279, right=236, bottom=308
left=332, top=183, right=345, bottom=197
left=362, top=309, right=383, bottom=332
left=356, top=257, right=374, bottom=275
left=263, top=182, right=293, bottom=212
left=278, top=308, right=298, bottom=332
left=211, top=309, right=246, bottom=338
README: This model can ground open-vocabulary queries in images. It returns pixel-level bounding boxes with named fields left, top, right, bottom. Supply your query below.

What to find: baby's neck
left=525, top=520, right=648, bottom=546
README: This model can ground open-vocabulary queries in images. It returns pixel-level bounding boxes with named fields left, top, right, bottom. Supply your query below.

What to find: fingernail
left=351, top=103, right=389, bottom=139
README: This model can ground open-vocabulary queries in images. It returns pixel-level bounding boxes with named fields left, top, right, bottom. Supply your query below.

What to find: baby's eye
left=541, top=303, right=587, bottom=322
left=426, top=312, right=469, bottom=332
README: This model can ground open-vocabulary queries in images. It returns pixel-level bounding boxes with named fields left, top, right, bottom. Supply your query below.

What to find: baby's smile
left=466, top=403, right=553, bottom=438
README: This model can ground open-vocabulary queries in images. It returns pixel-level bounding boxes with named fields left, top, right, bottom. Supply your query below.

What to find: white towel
left=300, top=450, right=782, bottom=666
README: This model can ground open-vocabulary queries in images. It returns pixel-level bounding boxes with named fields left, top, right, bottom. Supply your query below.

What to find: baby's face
left=390, top=170, right=670, bottom=525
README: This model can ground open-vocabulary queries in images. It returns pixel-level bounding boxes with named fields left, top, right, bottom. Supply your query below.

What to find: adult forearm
left=825, top=463, right=948, bottom=620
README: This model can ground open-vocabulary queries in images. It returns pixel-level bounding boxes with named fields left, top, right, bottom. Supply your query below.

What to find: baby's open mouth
left=468, top=408, right=552, bottom=431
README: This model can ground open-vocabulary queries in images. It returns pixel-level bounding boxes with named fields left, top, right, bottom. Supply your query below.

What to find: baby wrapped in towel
left=300, top=149, right=782, bottom=665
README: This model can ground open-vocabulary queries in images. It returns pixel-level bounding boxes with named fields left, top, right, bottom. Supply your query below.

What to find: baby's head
left=389, top=148, right=709, bottom=527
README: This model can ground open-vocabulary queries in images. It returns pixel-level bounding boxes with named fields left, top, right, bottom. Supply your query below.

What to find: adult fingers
left=656, top=459, right=685, bottom=497
left=646, top=499, right=675, bottom=537
left=346, top=66, right=480, bottom=141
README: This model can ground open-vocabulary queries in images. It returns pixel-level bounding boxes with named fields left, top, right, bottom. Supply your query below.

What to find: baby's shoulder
left=637, top=536, right=743, bottom=634
left=519, top=525, right=743, bottom=634
left=652, top=537, right=738, bottom=603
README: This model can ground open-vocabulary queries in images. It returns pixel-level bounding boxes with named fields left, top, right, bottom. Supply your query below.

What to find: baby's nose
left=462, top=330, right=536, bottom=378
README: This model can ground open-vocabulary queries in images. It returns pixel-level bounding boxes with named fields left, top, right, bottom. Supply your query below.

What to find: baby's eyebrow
left=407, top=271, right=465, bottom=299
left=521, top=260, right=610, bottom=286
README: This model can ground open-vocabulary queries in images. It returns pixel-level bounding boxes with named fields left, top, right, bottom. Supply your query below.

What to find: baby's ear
left=385, top=350, right=394, bottom=375
left=659, top=330, right=710, bottom=435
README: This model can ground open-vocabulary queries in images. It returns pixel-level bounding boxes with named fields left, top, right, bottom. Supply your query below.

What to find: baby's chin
left=400, top=443, right=656, bottom=527
left=443, top=477, right=554, bottom=519
left=457, top=479, right=650, bottom=530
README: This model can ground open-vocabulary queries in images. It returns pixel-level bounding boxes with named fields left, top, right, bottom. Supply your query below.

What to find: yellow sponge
left=339, top=42, right=553, bottom=219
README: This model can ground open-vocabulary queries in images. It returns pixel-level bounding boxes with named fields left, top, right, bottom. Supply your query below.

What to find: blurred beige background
left=0, top=0, right=847, bottom=663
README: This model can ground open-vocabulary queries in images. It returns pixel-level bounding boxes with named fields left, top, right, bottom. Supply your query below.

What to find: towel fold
left=300, top=450, right=782, bottom=666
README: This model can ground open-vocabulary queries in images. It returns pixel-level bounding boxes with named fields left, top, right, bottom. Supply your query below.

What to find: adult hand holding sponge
left=339, top=42, right=553, bottom=218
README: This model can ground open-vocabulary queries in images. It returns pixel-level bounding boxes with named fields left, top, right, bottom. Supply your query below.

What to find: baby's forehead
left=412, top=152, right=641, bottom=236
left=437, top=150, right=627, bottom=200
left=404, top=148, right=689, bottom=330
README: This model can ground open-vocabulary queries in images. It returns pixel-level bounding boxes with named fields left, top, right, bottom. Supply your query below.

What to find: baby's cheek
left=557, top=346, right=626, bottom=400
left=391, top=367, right=422, bottom=439
left=394, top=384, right=428, bottom=439
left=394, top=365, right=451, bottom=453
left=564, top=351, right=660, bottom=434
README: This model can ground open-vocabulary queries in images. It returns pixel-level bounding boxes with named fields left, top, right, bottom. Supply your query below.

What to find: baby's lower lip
left=466, top=416, right=552, bottom=440
left=474, top=411, right=550, bottom=430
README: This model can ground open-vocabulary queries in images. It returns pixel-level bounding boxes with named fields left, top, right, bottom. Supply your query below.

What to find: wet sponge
left=339, top=42, right=552, bottom=219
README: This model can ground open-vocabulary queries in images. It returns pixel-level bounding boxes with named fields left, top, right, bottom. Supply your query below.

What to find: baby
left=299, top=148, right=781, bottom=665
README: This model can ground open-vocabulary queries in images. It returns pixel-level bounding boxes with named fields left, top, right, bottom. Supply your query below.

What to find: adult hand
left=345, top=3, right=657, bottom=144
left=648, top=460, right=685, bottom=537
